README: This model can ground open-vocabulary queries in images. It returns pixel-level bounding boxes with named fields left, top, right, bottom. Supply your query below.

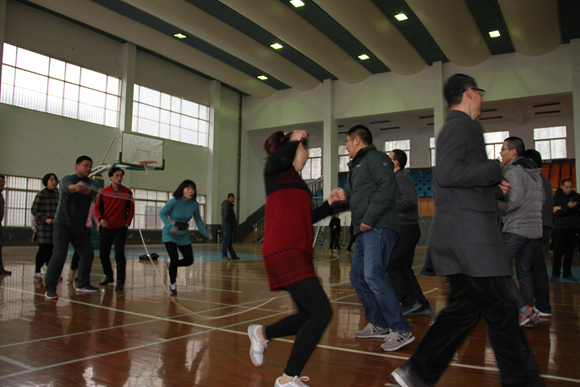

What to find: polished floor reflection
left=0, top=244, right=579, bottom=386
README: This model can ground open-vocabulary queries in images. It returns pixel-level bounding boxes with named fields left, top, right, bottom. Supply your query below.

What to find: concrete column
left=120, top=42, right=136, bottom=133
left=207, top=80, right=221, bottom=225
left=432, top=61, right=446, bottom=138
left=571, top=39, right=580, bottom=185
left=322, top=79, right=338, bottom=202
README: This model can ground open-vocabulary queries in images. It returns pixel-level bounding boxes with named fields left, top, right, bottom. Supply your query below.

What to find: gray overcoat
left=421, top=110, right=511, bottom=278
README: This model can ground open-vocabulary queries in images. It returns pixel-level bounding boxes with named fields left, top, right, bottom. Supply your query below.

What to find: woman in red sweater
left=247, top=130, right=345, bottom=387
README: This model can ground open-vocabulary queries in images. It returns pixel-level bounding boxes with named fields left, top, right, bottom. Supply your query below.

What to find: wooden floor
left=0, top=243, right=579, bottom=387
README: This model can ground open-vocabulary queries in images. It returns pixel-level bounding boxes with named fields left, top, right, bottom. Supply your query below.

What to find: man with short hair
left=387, top=149, right=430, bottom=316
left=0, top=174, right=11, bottom=275
left=221, top=193, right=239, bottom=260
left=44, top=156, right=100, bottom=300
left=498, top=136, right=544, bottom=326
left=390, top=74, right=542, bottom=387
left=343, top=124, right=414, bottom=352
left=551, top=179, right=580, bottom=282
left=95, top=167, right=134, bottom=291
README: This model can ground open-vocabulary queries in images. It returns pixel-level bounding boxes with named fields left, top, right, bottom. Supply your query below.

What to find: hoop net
left=140, top=160, right=157, bottom=175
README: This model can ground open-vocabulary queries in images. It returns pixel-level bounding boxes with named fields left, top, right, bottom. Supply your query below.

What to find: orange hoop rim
left=139, top=160, right=158, bottom=167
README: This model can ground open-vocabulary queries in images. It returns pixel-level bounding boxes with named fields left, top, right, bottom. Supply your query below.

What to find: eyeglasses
left=500, top=147, right=511, bottom=151
left=345, top=137, right=354, bottom=144
left=463, top=87, right=485, bottom=96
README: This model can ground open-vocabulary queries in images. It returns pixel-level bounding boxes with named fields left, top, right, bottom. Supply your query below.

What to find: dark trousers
left=388, top=223, right=429, bottom=309
left=552, top=228, right=577, bottom=277
left=164, top=242, right=194, bottom=284
left=329, top=232, right=341, bottom=249
left=264, top=276, right=333, bottom=377
left=503, top=232, right=540, bottom=308
left=0, top=227, right=4, bottom=270
left=221, top=226, right=238, bottom=258
left=347, top=230, right=355, bottom=251
left=71, top=230, right=91, bottom=271
left=35, top=243, right=54, bottom=273
left=99, top=226, right=128, bottom=283
left=45, top=223, right=94, bottom=291
left=532, top=227, right=552, bottom=313
left=409, top=274, right=543, bottom=387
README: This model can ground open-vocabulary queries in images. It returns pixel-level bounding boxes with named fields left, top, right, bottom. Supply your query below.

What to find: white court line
left=423, top=287, right=439, bottom=295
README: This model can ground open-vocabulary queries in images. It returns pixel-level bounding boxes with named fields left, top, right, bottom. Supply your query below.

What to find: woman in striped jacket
left=31, top=173, right=59, bottom=282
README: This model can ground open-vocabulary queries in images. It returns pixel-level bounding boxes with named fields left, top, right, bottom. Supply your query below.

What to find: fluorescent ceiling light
left=290, top=0, right=305, bottom=7
left=174, top=33, right=187, bottom=39
left=257, top=75, right=268, bottom=80
left=394, top=13, right=408, bottom=21
left=489, top=30, right=501, bottom=38
left=358, top=54, right=370, bottom=60
left=271, top=43, right=283, bottom=49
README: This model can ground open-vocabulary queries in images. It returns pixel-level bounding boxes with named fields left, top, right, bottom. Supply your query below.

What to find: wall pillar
left=432, top=61, right=446, bottom=138
left=322, top=79, right=337, bottom=204
left=207, top=80, right=221, bottom=226
left=571, top=39, right=580, bottom=186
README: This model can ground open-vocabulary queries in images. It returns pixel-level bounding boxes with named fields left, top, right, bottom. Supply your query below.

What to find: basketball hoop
left=140, top=160, right=157, bottom=175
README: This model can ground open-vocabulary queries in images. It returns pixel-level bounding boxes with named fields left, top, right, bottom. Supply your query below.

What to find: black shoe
left=390, top=362, right=427, bottom=387
left=99, top=276, right=114, bottom=286
left=115, top=280, right=124, bottom=291
left=231, top=256, right=240, bottom=260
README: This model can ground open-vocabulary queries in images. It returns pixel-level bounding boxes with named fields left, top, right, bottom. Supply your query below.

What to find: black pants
left=164, top=242, right=194, bottom=284
left=329, top=232, right=341, bottom=249
left=347, top=230, right=355, bottom=251
left=99, top=226, right=128, bottom=283
left=388, top=224, right=429, bottom=309
left=551, top=228, right=577, bottom=277
left=264, top=276, right=333, bottom=377
left=408, top=274, right=543, bottom=387
left=35, top=243, right=53, bottom=273
left=46, top=224, right=94, bottom=291
left=532, top=227, right=552, bottom=313
left=71, top=230, right=91, bottom=271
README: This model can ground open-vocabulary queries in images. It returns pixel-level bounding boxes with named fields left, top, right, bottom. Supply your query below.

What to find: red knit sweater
left=94, top=185, right=135, bottom=229
left=262, top=141, right=332, bottom=291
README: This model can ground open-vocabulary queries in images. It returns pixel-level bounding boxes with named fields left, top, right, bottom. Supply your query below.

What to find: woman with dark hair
left=31, top=173, right=59, bottom=282
left=247, top=130, right=345, bottom=387
left=159, top=179, right=212, bottom=295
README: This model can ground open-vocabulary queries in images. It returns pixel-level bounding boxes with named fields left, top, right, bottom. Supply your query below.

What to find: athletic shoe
left=76, top=284, right=99, bottom=292
left=519, top=305, right=537, bottom=326
left=523, top=319, right=534, bottom=328
left=275, top=376, right=310, bottom=387
left=550, top=274, right=560, bottom=282
left=231, top=256, right=240, bottom=260
left=169, top=283, right=177, bottom=295
left=99, top=276, right=114, bottom=286
left=401, top=300, right=421, bottom=316
left=248, top=324, right=268, bottom=366
left=44, top=290, right=58, bottom=300
left=222, top=256, right=230, bottom=260
left=407, top=305, right=432, bottom=316
left=355, top=322, right=390, bottom=338
left=115, top=280, right=124, bottom=291
left=0, top=269, right=12, bottom=275
left=534, top=308, right=552, bottom=317
left=562, top=275, right=578, bottom=282
left=34, top=273, right=43, bottom=282
left=390, top=362, right=428, bottom=387
left=381, top=331, right=415, bottom=351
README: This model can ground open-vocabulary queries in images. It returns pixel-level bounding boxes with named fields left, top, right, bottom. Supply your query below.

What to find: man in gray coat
left=498, top=137, right=544, bottom=327
left=390, top=74, right=543, bottom=387
left=221, top=193, right=239, bottom=260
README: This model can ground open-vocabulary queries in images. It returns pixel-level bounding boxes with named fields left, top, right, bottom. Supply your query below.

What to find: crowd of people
left=0, top=72, right=577, bottom=387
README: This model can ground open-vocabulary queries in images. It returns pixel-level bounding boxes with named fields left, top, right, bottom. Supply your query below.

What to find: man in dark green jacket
left=344, top=125, right=414, bottom=352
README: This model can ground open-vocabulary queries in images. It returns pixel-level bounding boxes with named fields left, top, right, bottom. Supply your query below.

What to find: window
left=132, top=85, right=210, bottom=147
left=131, top=189, right=206, bottom=231
left=534, top=126, right=567, bottom=160
left=483, top=131, right=509, bottom=160
left=3, top=175, right=42, bottom=227
left=385, top=140, right=411, bottom=167
left=430, top=137, right=436, bottom=167
left=1, top=43, right=121, bottom=127
left=338, top=145, right=349, bottom=172
left=301, top=147, right=322, bottom=180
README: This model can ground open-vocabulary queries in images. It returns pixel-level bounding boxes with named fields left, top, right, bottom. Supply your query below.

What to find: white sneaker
left=355, top=322, right=390, bottom=338
left=381, top=331, right=415, bottom=351
left=169, top=283, right=177, bottom=295
left=248, top=324, right=268, bottom=366
left=275, top=376, right=310, bottom=387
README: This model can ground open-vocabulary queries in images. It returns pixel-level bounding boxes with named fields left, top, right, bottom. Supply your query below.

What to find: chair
left=541, top=164, right=550, bottom=179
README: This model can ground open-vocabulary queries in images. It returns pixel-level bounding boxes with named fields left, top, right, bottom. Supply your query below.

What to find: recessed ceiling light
left=174, top=33, right=187, bottom=39
left=270, top=43, right=283, bottom=49
left=257, top=75, right=268, bottom=80
left=358, top=54, right=370, bottom=60
left=489, top=30, right=500, bottom=38
left=394, top=13, right=408, bottom=21
left=290, top=0, right=305, bottom=7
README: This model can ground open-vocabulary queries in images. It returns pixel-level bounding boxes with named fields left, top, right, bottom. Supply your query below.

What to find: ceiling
left=20, top=0, right=579, bottom=100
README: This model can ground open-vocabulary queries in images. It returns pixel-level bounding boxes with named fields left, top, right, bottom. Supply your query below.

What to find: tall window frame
left=301, top=147, right=322, bottom=180
left=534, top=126, right=567, bottom=160
left=338, top=145, right=349, bottom=172
left=430, top=137, right=436, bottom=167
left=2, top=175, right=42, bottom=227
left=1, top=43, right=121, bottom=127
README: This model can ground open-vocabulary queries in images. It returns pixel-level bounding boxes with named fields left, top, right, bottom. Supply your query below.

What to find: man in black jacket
left=551, top=179, right=579, bottom=282
left=221, top=193, right=239, bottom=260
left=328, top=214, right=341, bottom=251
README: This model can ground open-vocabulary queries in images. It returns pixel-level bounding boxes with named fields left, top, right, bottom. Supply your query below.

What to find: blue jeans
left=221, top=226, right=238, bottom=259
left=502, top=232, right=540, bottom=309
left=350, top=228, right=410, bottom=333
